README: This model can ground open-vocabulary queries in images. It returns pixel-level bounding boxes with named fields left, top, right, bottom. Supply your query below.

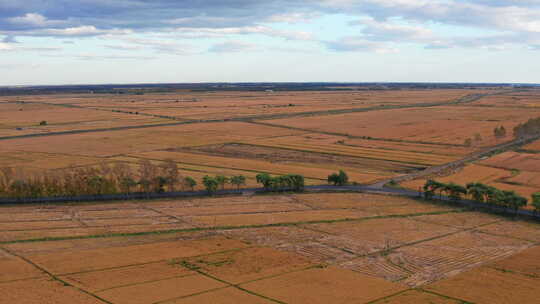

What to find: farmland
left=1, top=192, right=540, bottom=303
left=1, top=88, right=504, bottom=188
left=3, top=85, right=540, bottom=303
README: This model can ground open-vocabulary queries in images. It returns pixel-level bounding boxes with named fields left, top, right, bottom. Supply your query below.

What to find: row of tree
left=201, top=175, right=246, bottom=193
left=255, top=173, right=305, bottom=192
left=423, top=180, right=528, bottom=212
left=0, top=160, right=233, bottom=198
left=0, top=159, right=314, bottom=198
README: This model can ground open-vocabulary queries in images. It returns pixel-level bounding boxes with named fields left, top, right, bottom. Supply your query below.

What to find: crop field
left=2, top=90, right=479, bottom=121
left=402, top=150, right=540, bottom=200
left=1, top=192, right=540, bottom=303
left=3, top=88, right=532, bottom=189
left=0, top=102, right=169, bottom=137
left=262, top=105, right=540, bottom=146
left=4, top=87, right=540, bottom=302
left=472, top=92, right=540, bottom=108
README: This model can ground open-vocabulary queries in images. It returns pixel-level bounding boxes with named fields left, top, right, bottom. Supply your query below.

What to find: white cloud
left=172, top=25, right=314, bottom=41
left=209, top=41, right=259, bottom=53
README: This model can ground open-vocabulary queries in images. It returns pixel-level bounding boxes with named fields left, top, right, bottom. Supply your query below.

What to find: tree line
left=0, top=160, right=196, bottom=199
left=423, top=180, right=531, bottom=212
left=0, top=160, right=319, bottom=199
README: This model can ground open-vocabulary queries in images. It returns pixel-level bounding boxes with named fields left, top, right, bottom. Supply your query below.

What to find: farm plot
left=180, top=246, right=314, bottom=284
left=0, top=121, right=303, bottom=158
left=305, top=218, right=458, bottom=255
left=1, top=192, right=540, bottom=303
left=0, top=102, right=168, bottom=137
left=18, top=90, right=476, bottom=121
left=186, top=142, right=437, bottom=182
left=0, top=278, right=103, bottom=304
left=357, top=230, right=531, bottom=287
left=481, top=151, right=540, bottom=172
left=128, top=149, right=384, bottom=183
left=239, top=266, right=406, bottom=304
left=522, top=137, right=540, bottom=151
left=403, top=152, right=540, bottom=200
left=262, top=106, right=540, bottom=146
left=186, top=209, right=370, bottom=228
left=243, top=135, right=462, bottom=167
left=401, top=163, right=538, bottom=198
left=0, top=151, right=104, bottom=170
left=425, top=267, right=540, bottom=304
left=371, top=289, right=462, bottom=304
left=472, top=91, right=540, bottom=108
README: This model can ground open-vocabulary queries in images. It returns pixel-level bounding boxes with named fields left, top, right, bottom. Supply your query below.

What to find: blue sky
left=1, top=0, right=539, bottom=85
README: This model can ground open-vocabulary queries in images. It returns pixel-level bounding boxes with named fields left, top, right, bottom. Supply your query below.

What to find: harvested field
left=404, top=151, right=540, bottom=199
left=23, top=237, right=249, bottom=274
left=61, top=262, right=195, bottom=293
left=371, top=290, right=462, bottom=303
left=188, top=142, right=436, bottom=172
left=244, top=135, right=462, bottom=166
left=425, top=267, right=540, bottom=304
left=472, top=92, right=540, bottom=108
left=481, top=151, right=540, bottom=172
left=411, top=212, right=502, bottom=228
left=0, top=102, right=168, bottom=137
left=187, top=209, right=369, bottom=227
left=4, top=90, right=477, bottom=122
left=1, top=192, right=540, bottom=303
left=0, top=121, right=303, bottom=158
left=129, top=150, right=383, bottom=183
left=0, top=278, right=103, bottom=304
left=305, top=218, right=458, bottom=255
left=167, top=287, right=274, bottom=304
left=96, top=274, right=226, bottom=304
left=181, top=246, right=314, bottom=284
left=239, top=266, right=407, bottom=304
left=489, top=245, right=540, bottom=277
left=0, top=253, right=45, bottom=283
left=477, top=220, right=540, bottom=242
left=264, top=106, right=540, bottom=146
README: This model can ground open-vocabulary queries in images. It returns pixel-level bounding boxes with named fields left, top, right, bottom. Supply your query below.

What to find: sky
left=1, top=0, right=540, bottom=85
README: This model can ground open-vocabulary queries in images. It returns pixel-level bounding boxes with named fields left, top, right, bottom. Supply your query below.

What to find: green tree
left=202, top=176, right=219, bottom=194
left=327, top=170, right=349, bottom=186
left=153, top=176, right=168, bottom=193
left=443, top=183, right=467, bottom=201
left=466, top=182, right=488, bottom=202
left=256, top=173, right=272, bottom=189
left=215, top=175, right=229, bottom=190
left=230, top=175, right=246, bottom=189
left=499, top=190, right=527, bottom=213
left=184, top=176, right=197, bottom=191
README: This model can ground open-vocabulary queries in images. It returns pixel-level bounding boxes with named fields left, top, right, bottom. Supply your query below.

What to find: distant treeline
left=0, top=82, right=523, bottom=96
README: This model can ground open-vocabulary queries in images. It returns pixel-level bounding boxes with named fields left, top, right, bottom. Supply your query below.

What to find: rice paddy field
left=3, top=87, right=540, bottom=303
left=1, top=88, right=501, bottom=185
left=1, top=192, right=540, bottom=303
